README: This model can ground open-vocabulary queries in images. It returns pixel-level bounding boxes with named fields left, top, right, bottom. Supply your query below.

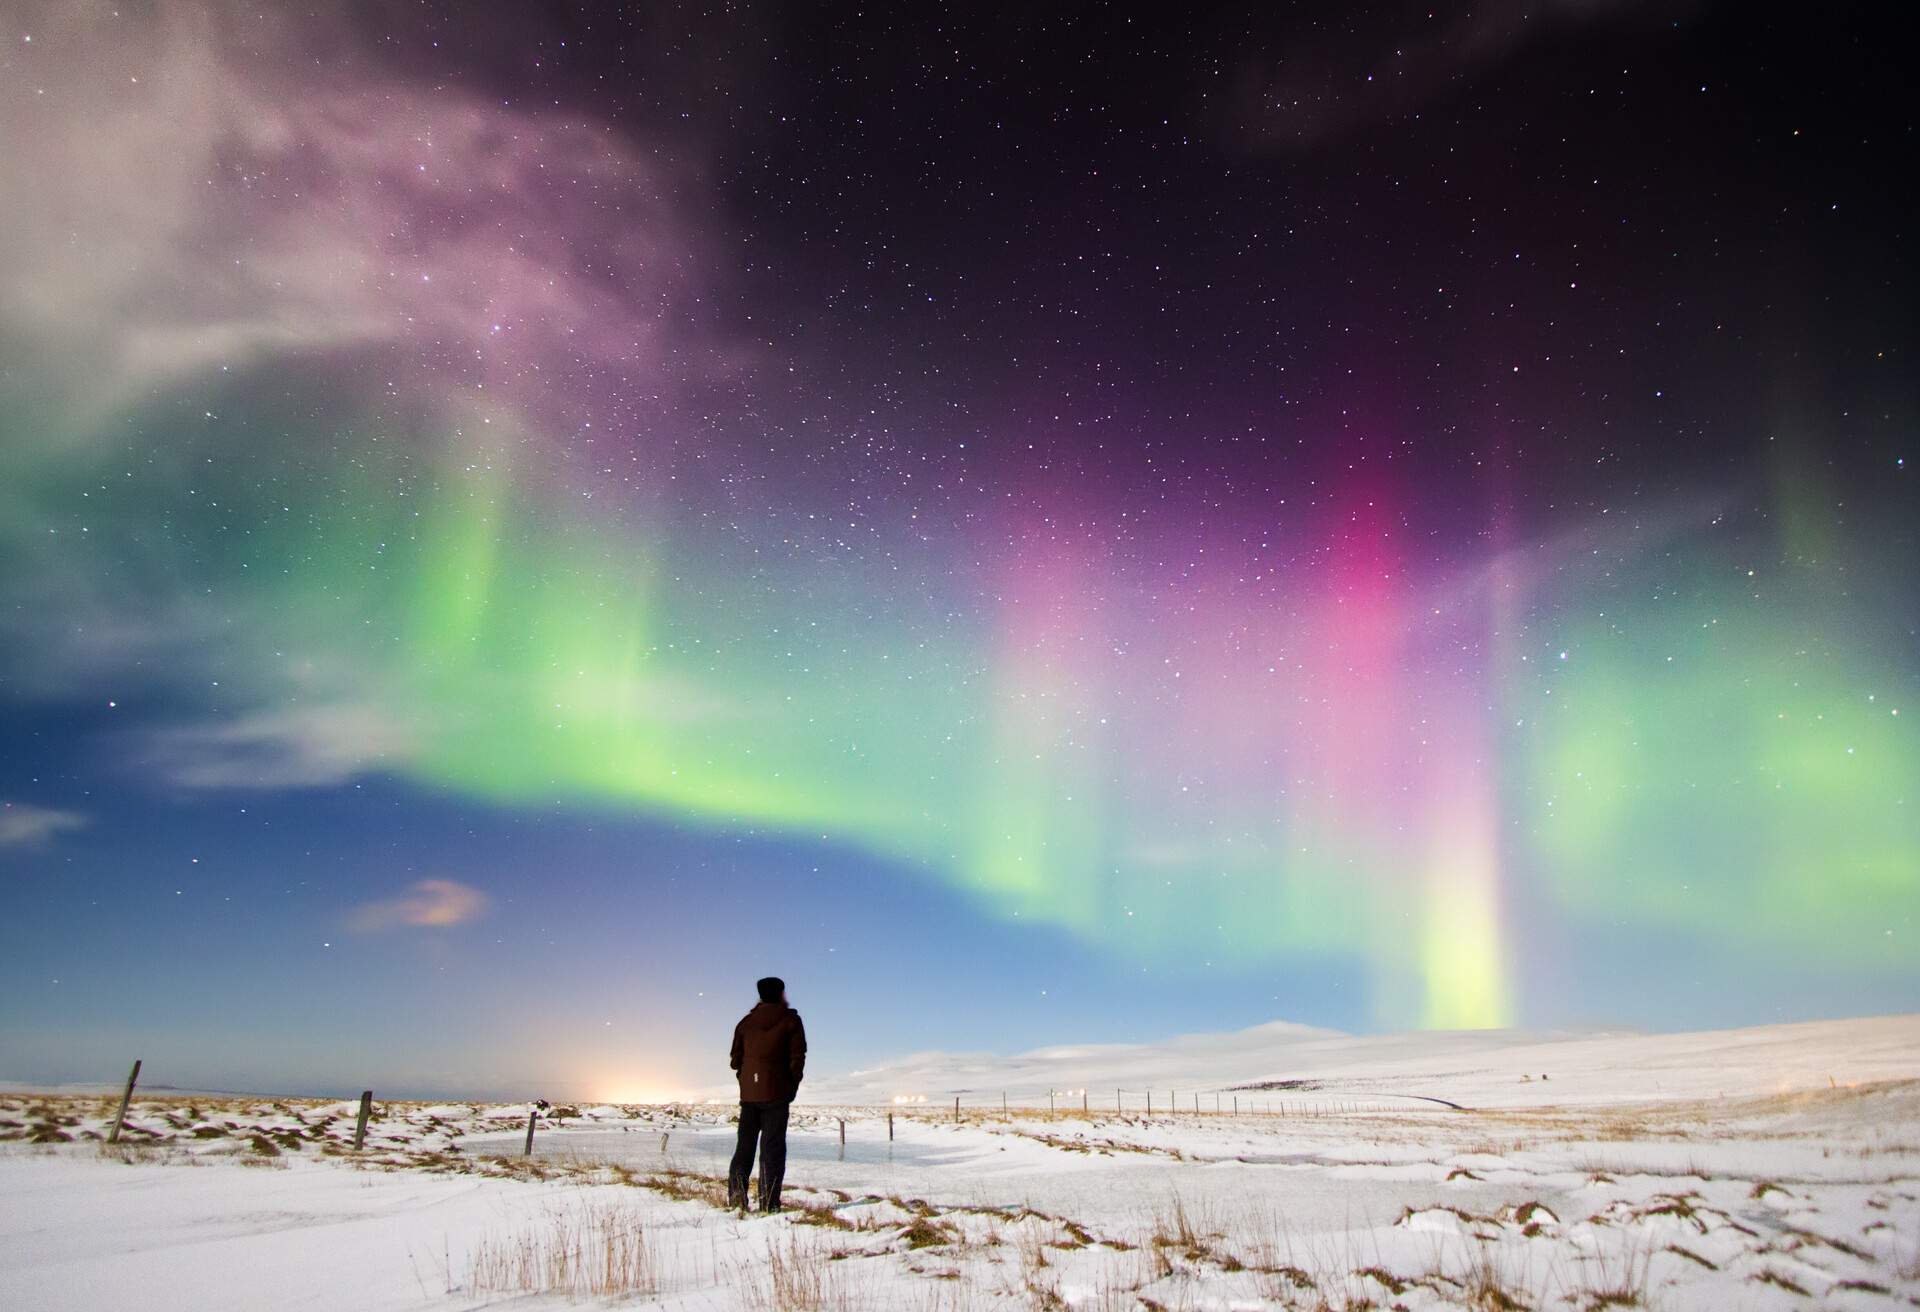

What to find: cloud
left=0, top=0, right=715, bottom=439
left=0, top=0, right=736, bottom=793
left=1222, top=0, right=1702, bottom=154
left=0, top=803, right=89, bottom=848
left=349, top=879, right=489, bottom=932
left=143, top=703, right=418, bottom=790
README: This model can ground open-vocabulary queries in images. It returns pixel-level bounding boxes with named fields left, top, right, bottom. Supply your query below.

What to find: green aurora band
left=6, top=394, right=1913, bottom=1029
left=3, top=2, right=1912, bottom=1037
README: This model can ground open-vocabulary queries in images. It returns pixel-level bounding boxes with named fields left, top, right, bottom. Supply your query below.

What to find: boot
left=727, top=1174, right=748, bottom=1211
left=758, top=1179, right=782, bottom=1214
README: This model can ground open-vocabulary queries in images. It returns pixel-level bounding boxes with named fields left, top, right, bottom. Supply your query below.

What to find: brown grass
left=732, top=1231, right=851, bottom=1312
left=1562, top=1234, right=1652, bottom=1310
left=901, top=1217, right=955, bottom=1250
left=1751, top=1268, right=1810, bottom=1297
left=462, top=1200, right=654, bottom=1298
left=640, top=1165, right=731, bottom=1208
left=1664, top=1243, right=1716, bottom=1270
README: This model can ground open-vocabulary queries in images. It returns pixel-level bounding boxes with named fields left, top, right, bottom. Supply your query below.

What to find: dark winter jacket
left=731, top=1001, right=807, bottom=1103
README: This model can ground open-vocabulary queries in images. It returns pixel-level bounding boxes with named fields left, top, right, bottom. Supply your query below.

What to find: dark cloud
left=1220, top=0, right=1704, bottom=153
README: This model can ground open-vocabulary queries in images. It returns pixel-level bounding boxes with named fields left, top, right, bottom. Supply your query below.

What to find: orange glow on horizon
left=592, top=1081, right=689, bottom=1104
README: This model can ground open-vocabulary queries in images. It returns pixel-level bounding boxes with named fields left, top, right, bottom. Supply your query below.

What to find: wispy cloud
left=0, top=1, right=710, bottom=436
left=349, top=879, right=489, bottom=932
left=144, top=703, right=417, bottom=790
left=0, top=803, right=89, bottom=848
left=1223, top=0, right=1702, bottom=155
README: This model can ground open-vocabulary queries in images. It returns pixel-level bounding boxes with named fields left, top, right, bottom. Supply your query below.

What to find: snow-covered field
left=4, top=1015, right=1918, bottom=1310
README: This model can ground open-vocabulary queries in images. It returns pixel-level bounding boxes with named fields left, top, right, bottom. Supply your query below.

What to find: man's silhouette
left=728, top=975, right=806, bottom=1212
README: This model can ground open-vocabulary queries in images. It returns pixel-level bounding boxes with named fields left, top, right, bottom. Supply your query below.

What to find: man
left=728, top=975, right=807, bottom=1212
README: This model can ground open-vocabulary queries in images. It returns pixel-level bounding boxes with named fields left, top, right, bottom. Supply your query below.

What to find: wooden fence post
left=1081, top=1090, right=1088, bottom=1116
left=660, top=1132, right=669, bottom=1152
left=523, top=1107, right=537, bottom=1156
left=888, top=1112, right=894, bottom=1141
left=1145, top=1091, right=1151, bottom=1116
left=838, top=1119, right=846, bottom=1154
left=953, top=1096, right=960, bottom=1124
left=353, top=1091, right=373, bottom=1151
left=107, top=1059, right=141, bottom=1144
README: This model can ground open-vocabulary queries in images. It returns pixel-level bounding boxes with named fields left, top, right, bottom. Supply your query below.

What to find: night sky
left=1, top=1, right=1914, bottom=1101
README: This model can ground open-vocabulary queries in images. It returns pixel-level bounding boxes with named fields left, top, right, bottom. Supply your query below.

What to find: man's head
left=756, top=976, right=786, bottom=1005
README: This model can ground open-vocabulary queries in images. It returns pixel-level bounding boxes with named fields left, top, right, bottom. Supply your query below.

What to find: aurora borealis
left=1, top=2, right=1915, bottom=1099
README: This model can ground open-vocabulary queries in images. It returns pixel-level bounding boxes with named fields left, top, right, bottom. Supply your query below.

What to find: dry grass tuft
left=1147, top=1194, right=1228, bottom=1268
left=1664, top=1243, right=1716, bottom=1270
left=1564, top=1234, right=1652, bottom=1309
left=1425, top=1241, right=1541, bottom=1312
left=1015, top=1225, right=1064, bottom=1309
left=1253, top=1262, right=1320, bottom=1300
left=1751, top=1267, right=1810, bottom=1297
left=641, top=1165, right=731, bottom=1208
left=1353, top=1264, right=1408, bottom=1295
left=462, top=1200, right=654, bottom=1298
left=790, top=1201, right=857, bottom=1231
left=901, top=1216, right=957, bottom=1249
left=733, top=1231, right=852, bottom=1312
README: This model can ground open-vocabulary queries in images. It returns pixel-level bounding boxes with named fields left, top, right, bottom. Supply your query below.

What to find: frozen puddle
left=515, top=1124, right=980, bottom=1169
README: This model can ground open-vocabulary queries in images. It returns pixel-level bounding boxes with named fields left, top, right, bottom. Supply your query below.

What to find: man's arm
left=788, top=1013, right=807, bottom=1087
left=730, top=1020, right=744, bottom=1073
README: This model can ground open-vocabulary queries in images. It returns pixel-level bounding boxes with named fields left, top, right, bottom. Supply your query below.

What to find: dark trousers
left=729, top=1099, right=790, bottom=1209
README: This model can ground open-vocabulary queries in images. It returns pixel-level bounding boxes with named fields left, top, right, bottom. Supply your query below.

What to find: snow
left=809, top=1012, right=1920, bottom=1108
left=4, top=1013, right=1918, bottom=1309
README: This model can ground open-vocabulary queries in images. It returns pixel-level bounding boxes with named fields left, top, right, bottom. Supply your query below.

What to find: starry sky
left=0, top=1, right=1914, bottom=1101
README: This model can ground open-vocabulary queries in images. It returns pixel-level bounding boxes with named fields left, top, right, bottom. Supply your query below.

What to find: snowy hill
left=7, top=1014, right=1920, bottom=1309
left=805, top=1012, right=1920, bottom=1108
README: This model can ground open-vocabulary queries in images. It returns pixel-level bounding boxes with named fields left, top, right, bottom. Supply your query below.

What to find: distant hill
left=799, top=1013, right=1920, bottom=1108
